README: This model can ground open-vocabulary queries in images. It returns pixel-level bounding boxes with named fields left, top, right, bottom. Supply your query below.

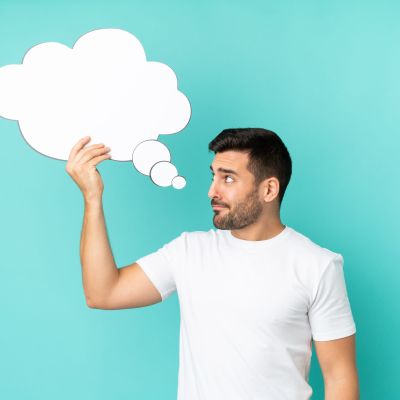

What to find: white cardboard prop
left=0, top=28, right=191, bottom=188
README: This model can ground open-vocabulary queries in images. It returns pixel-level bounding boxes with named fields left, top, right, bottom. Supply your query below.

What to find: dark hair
left=208, top=128, right=292, bottom=205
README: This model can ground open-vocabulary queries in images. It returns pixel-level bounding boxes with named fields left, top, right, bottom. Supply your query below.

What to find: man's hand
left=65, top=136, right=111, bottom=202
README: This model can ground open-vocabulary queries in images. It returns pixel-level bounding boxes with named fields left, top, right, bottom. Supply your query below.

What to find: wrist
left=83, top=193, right=103, bottom=208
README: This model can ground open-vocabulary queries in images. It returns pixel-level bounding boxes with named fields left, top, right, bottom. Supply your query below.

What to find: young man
left=66, top=128, right=359, bottom=400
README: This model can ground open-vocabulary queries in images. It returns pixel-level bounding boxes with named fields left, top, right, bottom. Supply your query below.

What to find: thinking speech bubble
left=0, top=28, right=191, bottom=189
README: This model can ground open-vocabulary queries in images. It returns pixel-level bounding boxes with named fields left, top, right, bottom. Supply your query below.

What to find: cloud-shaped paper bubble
left=0, top=28, right=191, bottom=188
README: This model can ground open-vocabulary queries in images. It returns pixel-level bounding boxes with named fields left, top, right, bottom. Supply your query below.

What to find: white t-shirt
left=136, top=226, right=356, bottom=400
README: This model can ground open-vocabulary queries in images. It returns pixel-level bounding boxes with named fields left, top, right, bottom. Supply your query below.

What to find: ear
left=261, top=177, right=280, bottom=203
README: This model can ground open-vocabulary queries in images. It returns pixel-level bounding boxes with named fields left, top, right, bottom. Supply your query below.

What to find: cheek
left=223, top=188, right=242, bottom=205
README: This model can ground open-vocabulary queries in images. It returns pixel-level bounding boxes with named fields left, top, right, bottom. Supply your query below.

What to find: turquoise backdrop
left=1, top=1, right=399, bottom=399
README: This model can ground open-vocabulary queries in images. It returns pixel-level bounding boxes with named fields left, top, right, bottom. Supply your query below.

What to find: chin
left=212, top=217, right=227, bottom=230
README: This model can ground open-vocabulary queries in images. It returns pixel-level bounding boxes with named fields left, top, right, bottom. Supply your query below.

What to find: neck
left=230, top=216, right=285, bottom=241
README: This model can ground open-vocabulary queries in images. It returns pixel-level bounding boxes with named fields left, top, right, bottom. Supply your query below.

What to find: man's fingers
left=78, top=146, right=111, bottom=165
left=68, top=136, right=91, bottom=160
left=89, top=153, right=112, bottom=167
left=74, top=143, right=106, bottom=164
left=66, top=137, right=111, bottom=177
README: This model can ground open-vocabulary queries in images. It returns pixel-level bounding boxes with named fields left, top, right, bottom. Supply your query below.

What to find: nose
left=208, top=180, right=220, bottom=200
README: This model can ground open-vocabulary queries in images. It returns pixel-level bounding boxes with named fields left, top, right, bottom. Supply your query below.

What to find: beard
left=212, top=186, right=263, bottom=230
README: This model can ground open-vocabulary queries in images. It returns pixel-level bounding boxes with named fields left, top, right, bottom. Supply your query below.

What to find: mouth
left=212, top=205, right=228, bottom=210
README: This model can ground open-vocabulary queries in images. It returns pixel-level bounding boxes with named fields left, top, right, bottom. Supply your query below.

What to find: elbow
left=86, top=297, right=98, bottom=308
left=86, top=296, right=108, bottom=309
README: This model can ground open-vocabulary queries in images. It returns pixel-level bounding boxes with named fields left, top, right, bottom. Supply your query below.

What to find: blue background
left=1, top=1, right=399, bottom=398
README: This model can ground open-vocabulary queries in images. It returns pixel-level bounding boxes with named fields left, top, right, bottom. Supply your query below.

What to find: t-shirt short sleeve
left=308, top=254, right=357, bottom=341
left=136, top=232, right=185, bottom=302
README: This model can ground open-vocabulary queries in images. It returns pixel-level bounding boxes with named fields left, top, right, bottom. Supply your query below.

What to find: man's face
left=208, top=151, right=263, bottom=230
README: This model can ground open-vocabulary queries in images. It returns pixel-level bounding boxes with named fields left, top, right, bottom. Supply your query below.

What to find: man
left=66, top=128, right=359, bottom=399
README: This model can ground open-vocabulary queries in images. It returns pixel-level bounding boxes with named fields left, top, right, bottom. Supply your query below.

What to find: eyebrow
left=209, top=165, right=239, bottom=176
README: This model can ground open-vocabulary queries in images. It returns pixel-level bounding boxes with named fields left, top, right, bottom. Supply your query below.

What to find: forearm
left=324, top=374, right=359, bottom=400
left=80, top=197, right=119, bottom=306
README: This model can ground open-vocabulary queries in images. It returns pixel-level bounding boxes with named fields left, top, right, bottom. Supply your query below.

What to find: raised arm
left=66, top=136, right=162, bottom=309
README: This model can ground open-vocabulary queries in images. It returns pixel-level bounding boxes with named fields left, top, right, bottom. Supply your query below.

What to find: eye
left=225, top=175, right=234, bottom=183
left=210, top=174, right=234, bottom=183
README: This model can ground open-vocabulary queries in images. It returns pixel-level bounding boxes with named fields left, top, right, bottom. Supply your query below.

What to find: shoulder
left=286, top=227, right=342, bottom=267
left=165, top=229, right=217, bottom=259
left=285, top=228, right=345, bottom=298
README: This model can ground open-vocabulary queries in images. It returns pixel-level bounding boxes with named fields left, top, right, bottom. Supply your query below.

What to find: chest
left=177, top=251, right=310, bottom=328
